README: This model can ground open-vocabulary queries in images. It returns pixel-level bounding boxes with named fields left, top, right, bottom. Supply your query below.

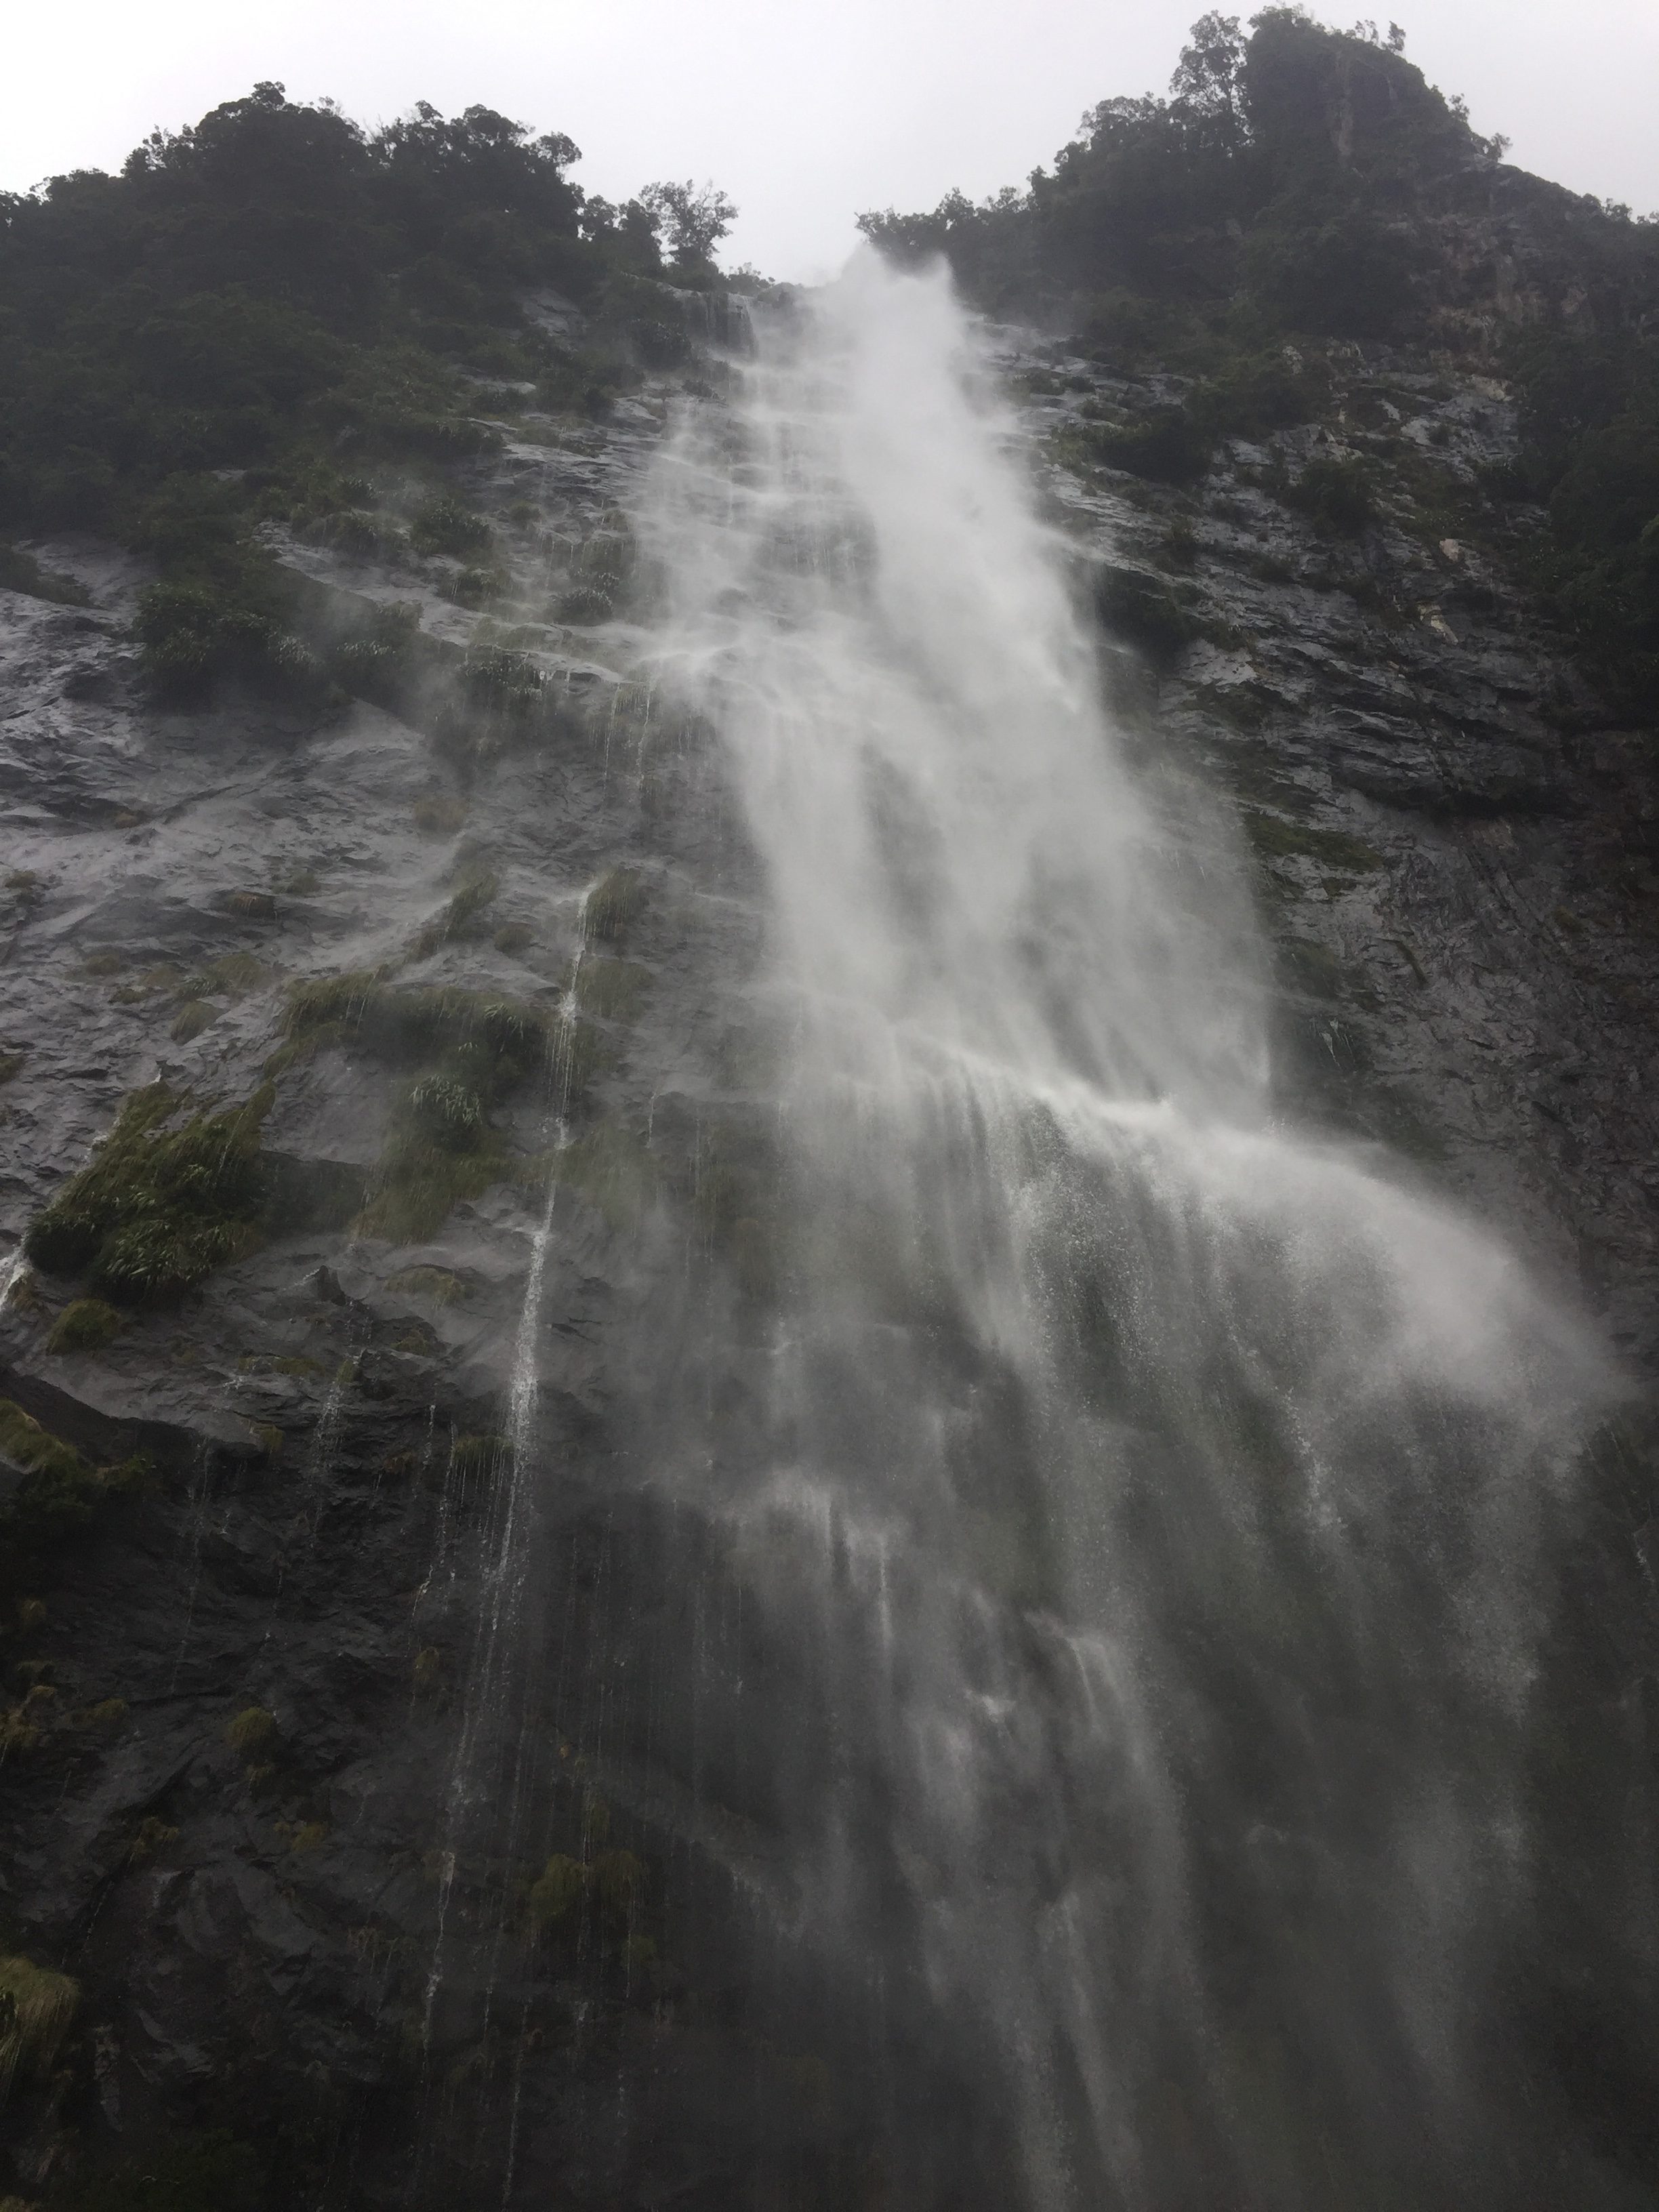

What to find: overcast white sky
left=5, top=1, right=1657, bottom=281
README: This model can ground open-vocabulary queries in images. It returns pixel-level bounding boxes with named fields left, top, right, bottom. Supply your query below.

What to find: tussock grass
left=45, top=1297, right=122, bottom=1355
left=0, top=1955, right=78, bottom=2097
left=25, top=1081, right=272, bottom=1304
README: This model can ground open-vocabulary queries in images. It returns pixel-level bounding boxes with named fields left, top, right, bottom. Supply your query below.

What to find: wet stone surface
left=0, top=312, right=1654, bottom=2206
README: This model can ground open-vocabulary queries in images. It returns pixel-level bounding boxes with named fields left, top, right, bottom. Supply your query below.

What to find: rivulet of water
left=632, top=255, right=1612, bottom=2208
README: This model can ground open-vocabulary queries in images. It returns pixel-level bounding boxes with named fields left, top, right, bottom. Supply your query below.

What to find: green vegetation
left=862, top=10, right=1659, bottom=712
left=0, top=1954, right=78, bottom=2096
left=281, top=973, right=548, bottom=1066
left=0, top=1401, right=141, bottom=1573
left=281, top=973, right=555, bottom=1240
left=409, top=495, right=493, bottom=558
left=1093, top=564, right=1202, bottom=666
left=412, top=790, right=469, bottom=836
left=528, top=1852, right=586, bottom=1930
left=72, top=1697, right=130, bottom=1731
left=527, top=1843, right=647, bottom=1936
left=1244, top=809, right=1383, bottom=874
left=45, top=1296, right=123, bottom=1354
left=556, top=514, right=637, bottom=622
left=24, top=1081, right=272, bottom=1304
left=186, top=946, right=274, bottom=1000
left=449, top=1433, right=512, bottom=1482
left=387, top=1265, right=468, bottom=1305
left=128, top=1814, right=180, bottom=1860
left=859, top=14, right=1502, bottom=330
left=0, top=81, right=736, bottom=700
left=169, top=999, right=218, bottom=1043
left=0, top=1400, right=90, bottom=1488
left=409, top=868, right=499, bottom=960
left=1504, top=319, right=1659, bottom=711
left=224, top=1705, right=277, bottom=1757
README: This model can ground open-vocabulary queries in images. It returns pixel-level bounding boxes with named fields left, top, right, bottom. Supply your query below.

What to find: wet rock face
left=1008, top=335, right=1659, bottom=1370
left=0, top=312, right=1655, bottom=2207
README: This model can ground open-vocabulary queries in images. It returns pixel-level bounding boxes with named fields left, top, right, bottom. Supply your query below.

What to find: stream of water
left=627, top=255, right=1612, bottom=2207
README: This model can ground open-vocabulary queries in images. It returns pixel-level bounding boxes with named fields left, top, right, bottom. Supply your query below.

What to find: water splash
left=633, top=254, right=1612, bottom=2205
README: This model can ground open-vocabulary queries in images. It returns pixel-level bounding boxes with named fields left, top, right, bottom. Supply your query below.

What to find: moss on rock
left=24, top=1081, right=273, bottom=1305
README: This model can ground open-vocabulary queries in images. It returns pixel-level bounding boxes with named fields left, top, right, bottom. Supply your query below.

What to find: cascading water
left=627, top=254, right=1613, bottom=2207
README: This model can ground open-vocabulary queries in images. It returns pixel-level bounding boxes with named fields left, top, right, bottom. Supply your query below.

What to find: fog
left=5, top=0, right=1657, bottom=280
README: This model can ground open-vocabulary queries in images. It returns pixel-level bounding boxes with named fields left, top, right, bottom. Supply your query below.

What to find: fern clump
left=281, top=975, right=560, bottom=1242
left=0, top=1401, right=148, bottom=1573
left=45, top=1297, right=123, bottom=1355
left=0, top=1401, right=90, bottom=1485
left=24, top=1082, right=272, bottom=1304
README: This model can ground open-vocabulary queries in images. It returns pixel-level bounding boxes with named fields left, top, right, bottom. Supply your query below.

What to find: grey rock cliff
left=0, top=312, right=1654, bottom=2205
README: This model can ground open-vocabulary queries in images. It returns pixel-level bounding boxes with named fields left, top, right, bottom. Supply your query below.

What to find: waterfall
left=629, top=253, right=1613, bottom=2207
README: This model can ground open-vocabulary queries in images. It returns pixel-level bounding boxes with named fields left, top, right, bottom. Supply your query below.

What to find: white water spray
left=633, top=255, right=1610, bottom=2205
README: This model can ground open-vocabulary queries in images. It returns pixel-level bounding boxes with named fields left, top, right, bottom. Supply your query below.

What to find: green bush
left=0, top=80, right=693, bottom=658
left=408, top=1073, right=485, bottom=1148
left=356, top=1129, right=509, bottom=1242
left=528, top=1852, right=586, bottom=1931
left=409, top=495, right=493, bottom=557
left=281, top=975, right=553, bottom=1240
left=45, top=1297, right=123, bottom=1354
left=1080, top=407, right=1212, bottom=486
left=223, top=1705, right=276, bottom=1757
left=0, top=1400, right=143, bottom=1565
left=24, top=1082, right=272, bottom=1304
left=1244, top=199, right=1421, bottom=340
left=1094, top=565, right=1201, bottom=668
left=409, top=868, right=500, bottom=958
left=1284, top=455, right=1375, bottom=535
left=535, top=346, right=626, bottom=415
left=281, top=975, right=549, bottom=1074
left=0, top=1399, right=94, bottom=1491
left=0, top=1953, right=78, bottom=2097
left=1194, top=349, right=1324, bottom=439
left=54, top=2130, right=266, bottom=2212
left=134, top=579, right=317, bottom=700
left=309, top=346, right=497, bottom=458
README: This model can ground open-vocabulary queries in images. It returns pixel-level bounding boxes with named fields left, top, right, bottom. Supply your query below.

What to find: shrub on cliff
left=134, top=579, right=319, bottom=699
left=1508, top=320, right=1659, bottom=712
left=0, top=81, right=731, bottom=695
left=1284, top=453, right=1375, bottom=535
left=24, top=1082, right=273, bottom=1303
left=0, top=1954, right=78, bottom=2100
